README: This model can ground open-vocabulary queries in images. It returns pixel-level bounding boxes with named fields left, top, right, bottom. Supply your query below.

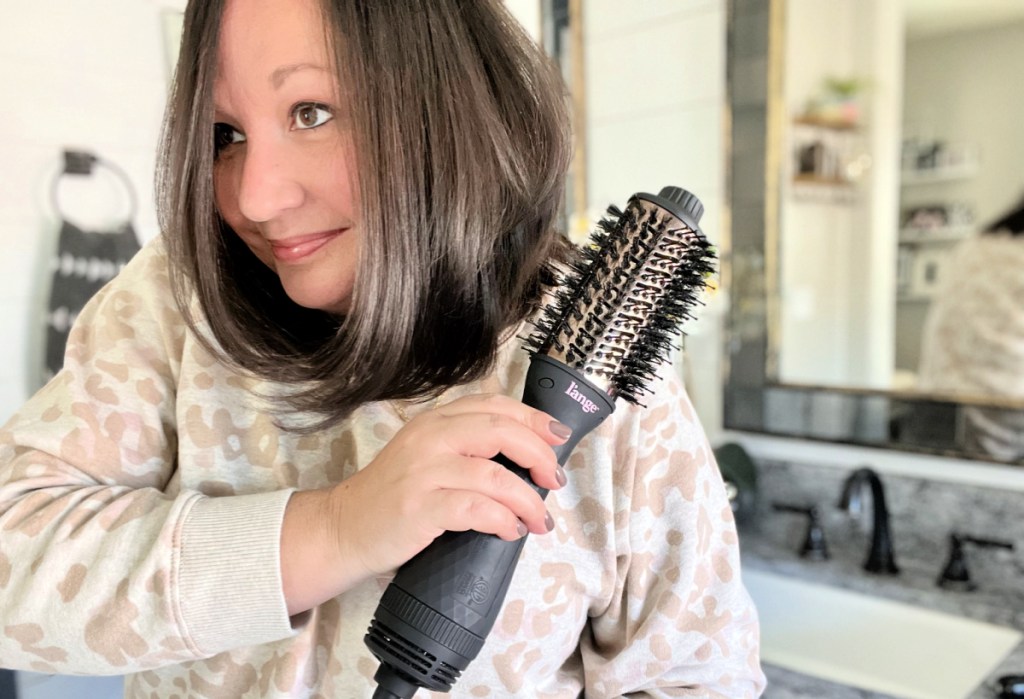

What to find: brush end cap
left=637, top=186, right=704, bottom=230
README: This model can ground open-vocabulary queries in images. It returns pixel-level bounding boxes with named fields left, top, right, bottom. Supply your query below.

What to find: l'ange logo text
left=565, top=381, right=599, bottom=414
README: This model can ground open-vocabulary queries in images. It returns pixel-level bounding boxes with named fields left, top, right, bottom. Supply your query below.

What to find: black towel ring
left=50, top=149, right=138, bottom=226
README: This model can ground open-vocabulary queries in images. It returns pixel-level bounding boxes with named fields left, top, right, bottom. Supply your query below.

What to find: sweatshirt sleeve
left=580, top=368, right=766, bottom=697
left=0, top=238, right=299, bottom=675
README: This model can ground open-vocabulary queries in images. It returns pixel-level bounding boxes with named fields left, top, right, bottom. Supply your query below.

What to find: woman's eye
left=214, top=123, right=245, bottom=154
left=292, top=103, right=333, bottom=130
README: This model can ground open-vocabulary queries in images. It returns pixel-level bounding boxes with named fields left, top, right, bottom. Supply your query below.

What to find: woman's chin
left=280, top=281, right=352, bottom=315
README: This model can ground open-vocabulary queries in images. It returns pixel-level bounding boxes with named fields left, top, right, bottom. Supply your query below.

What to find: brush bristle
left=524, top=194, right=715, bottom=405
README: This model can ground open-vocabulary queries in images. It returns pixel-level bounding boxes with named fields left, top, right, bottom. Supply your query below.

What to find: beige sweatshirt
left=0, top=237, right=765, bottom=698
left=918, top=232, right=1024, bottom=460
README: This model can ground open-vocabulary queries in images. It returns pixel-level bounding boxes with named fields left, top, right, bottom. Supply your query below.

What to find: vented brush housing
left=366, top=187, right=714, bottom=699
left=525, top=186, right=713, bottom=403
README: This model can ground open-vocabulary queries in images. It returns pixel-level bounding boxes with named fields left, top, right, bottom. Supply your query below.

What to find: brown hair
left=157, top=0, right=572, bottom=430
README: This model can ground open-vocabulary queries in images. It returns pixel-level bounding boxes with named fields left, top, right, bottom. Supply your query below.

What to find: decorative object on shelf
left=900, top=202, right=975, bottom=236
left=44, top=149, right=141, bottom=385
left=896, top=202, right=975, bottom=300
left=789, top=78, right=871, bottom=197
left=902, top=245, right=948, bottom=301
left=900, top=137, right=979, bottom=182
left=800, top=75, right=867, bottom=129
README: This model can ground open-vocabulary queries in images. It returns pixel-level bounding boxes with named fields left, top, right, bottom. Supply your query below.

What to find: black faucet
left=772, top=502, right=830, bottom=561
left=937, top=532, right=1015, bottom=592
left=838, top=467, right=899, bottom=575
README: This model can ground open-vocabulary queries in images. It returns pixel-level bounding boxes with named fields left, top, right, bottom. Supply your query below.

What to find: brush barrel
left=365, top=354, right=614, bottom=694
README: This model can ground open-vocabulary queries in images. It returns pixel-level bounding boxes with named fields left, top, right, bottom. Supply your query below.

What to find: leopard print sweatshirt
left=0, top=237, right=765, bottom=698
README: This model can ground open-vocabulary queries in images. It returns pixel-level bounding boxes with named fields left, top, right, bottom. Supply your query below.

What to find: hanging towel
left=43, top=149, right=141, bottom=385
left=43, top=220, right=140, bottom=381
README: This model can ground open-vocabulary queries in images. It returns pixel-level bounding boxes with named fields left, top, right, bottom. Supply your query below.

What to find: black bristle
left=522, top=204, right=627, bottom=356
left=523, top=192, right=715, bottom=405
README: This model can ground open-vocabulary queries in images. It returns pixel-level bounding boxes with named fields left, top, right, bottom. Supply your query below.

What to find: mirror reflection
left=774, top=0, right=1024, bottom=422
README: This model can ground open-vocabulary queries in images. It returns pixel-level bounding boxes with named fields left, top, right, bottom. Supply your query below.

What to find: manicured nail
left=549, top=421, right=572, bottom=440
left=516, top=520, right=529, bottom=538
left=544, top=511, right=554, bottom=532
left=555, top=466, right=567, bottom=487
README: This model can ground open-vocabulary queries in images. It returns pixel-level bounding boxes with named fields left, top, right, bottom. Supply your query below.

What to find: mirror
left=724, top=0, right=1024, bottom=465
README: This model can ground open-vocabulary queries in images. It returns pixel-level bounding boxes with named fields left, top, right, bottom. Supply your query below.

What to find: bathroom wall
left=1, top=2, right=172, bottom=697
left=581, top=0, right=729, bottom=438
left=0, top=0, right=185, bottom=425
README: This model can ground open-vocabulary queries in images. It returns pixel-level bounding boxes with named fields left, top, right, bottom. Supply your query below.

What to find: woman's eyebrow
left=270, top=62, right=329, bottom=89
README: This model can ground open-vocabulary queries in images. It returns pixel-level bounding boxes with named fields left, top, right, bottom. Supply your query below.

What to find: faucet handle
left=772, top=502, right=830, bottom=561
left=937, top=532, right=1015, bottom=592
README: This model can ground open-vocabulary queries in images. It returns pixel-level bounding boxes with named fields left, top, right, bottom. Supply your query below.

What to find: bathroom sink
left=744, top=568, right=1022, bottom=699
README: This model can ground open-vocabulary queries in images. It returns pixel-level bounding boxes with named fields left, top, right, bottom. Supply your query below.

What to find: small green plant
left=824, top=75, right=866, bottom=98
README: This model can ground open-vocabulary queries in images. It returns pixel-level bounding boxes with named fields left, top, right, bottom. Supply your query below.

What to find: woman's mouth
left=269, top=229, right=346, bottom=262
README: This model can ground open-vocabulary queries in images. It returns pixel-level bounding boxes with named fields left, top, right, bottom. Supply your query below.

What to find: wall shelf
left=793, top=115, right=860, bottom=131
left=793, top=174, right=855, bottom=187
left=900, top=163, right=978, bottom=185
left=898, top=226, right=973, bottom=245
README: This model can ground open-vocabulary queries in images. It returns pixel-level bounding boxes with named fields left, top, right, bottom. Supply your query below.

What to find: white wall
left=503, top=0, right=543, bottom=43
left=902, top=20, right=1024, bottom=229
left=582, top=0, right=728, bottom=438
left=777, top=0, right=900, bottom=390
left=0, top=0, right=184, bottom=425
left=1, top=3, right=183, bottom=693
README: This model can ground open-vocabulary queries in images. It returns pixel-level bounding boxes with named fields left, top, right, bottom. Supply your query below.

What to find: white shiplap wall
left=4, top=3, right=183, bottom=694
left=0, top=0, right=185, bottom=425
left=583, top=0, right=728, bottom=437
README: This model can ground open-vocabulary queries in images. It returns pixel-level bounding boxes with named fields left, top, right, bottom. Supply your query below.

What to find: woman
left=0, top=0, right=764, bottom=696
left=917, top=196, right=1024, bottom=461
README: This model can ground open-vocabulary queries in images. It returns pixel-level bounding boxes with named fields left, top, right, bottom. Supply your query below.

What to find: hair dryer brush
left=365, top=186, right=714, bottom=698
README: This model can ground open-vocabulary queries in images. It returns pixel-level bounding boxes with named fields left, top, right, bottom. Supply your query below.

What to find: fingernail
left=555, top=466, right=567, bottom=487
left=544, top=511, right=554, bottom=532
left=549, top=421, right=572, bottom=440
left=517, top=520, right=529, bottom=538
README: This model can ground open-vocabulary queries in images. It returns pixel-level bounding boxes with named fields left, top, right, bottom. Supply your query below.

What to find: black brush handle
left=365, top=354, right=614, bottom=696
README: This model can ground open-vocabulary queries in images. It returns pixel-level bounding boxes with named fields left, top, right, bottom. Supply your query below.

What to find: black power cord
left=371, top=664, right=419, bottom=699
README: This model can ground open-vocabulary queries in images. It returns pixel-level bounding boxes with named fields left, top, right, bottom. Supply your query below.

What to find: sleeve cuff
left=176, top=488, right=301, bottom=655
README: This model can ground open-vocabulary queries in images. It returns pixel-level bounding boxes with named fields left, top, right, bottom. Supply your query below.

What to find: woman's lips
left=269, top=229, right=345, bottom=262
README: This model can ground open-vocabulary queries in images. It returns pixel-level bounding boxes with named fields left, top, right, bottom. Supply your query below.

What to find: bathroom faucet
left=838, top=467, right=899, bottom=575
left=937, top=532, right=1015, bottom=592
left=772, top=502, right=830, bottom=561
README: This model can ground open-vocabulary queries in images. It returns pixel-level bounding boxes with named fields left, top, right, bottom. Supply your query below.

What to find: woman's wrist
left=279, top=486, right=371, bottom=616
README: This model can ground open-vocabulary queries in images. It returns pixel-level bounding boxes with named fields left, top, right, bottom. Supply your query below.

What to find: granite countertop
left=739, top=526, right=1024, bottom=699
left=734, top=457, right=1024, bottom=699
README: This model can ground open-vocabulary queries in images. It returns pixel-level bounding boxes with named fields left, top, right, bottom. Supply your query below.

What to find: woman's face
left=213, top=0, right=360, bottom=314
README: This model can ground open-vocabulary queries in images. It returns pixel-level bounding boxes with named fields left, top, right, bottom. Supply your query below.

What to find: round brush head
left=524, top=186, right=715, bottom=404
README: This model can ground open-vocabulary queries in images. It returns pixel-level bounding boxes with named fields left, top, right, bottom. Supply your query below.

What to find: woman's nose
left=235, top=137, right=305, bottom=223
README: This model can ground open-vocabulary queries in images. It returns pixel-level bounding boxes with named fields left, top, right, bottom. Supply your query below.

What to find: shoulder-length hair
left=157, top=0, right=573, bottom=430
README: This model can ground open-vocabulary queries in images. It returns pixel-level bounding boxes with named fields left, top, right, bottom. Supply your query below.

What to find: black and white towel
left=43, top=220, right=140, bottom=381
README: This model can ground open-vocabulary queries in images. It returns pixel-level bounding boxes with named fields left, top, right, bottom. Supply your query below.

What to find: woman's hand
left=331, top=393, right=570, bottom=579
left=280, top=393, right=570, bottom=614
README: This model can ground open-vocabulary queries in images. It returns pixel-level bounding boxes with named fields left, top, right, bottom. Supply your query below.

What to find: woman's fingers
left=434, top=393, right=573, bottom=446
left=434, top=456, right=553, bottom=535
left=423, top=397, right=570, bottom=492
left=430, top=489, right=532, bottom=542
left=333, top=392, right=576, bottom=577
